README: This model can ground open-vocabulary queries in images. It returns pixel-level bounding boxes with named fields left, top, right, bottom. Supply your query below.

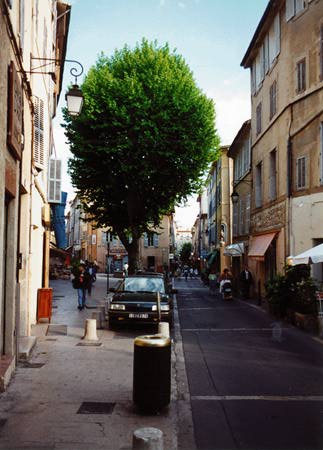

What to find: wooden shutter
left=153, top=233, right=159, bottom=248
left=295, top=0, right=305, bottom=13
left=245, top=193, right=251, bottom=234
left=143, top=233, right=148, bottom=247
left=233, top=203, right=238, bottom=237
left=48, top=159, right=62, bottom=203
left=298, top=157, right=307, bottom=189
left=286, top=0, right=294, bottom=21
left=34, top=96, right=45, bottom=169
left=320, top=123, right=323, bottom=186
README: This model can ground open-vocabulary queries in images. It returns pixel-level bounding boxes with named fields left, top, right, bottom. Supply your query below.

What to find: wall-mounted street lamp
left=231, top=179, right=252, bottom=204
left=29, top=56, right=84, bottom=116
left=231, top=190, right=239, bottom=204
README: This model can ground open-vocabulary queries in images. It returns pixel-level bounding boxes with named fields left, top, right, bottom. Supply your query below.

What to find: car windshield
left=118, top=277, right=165, bottom=294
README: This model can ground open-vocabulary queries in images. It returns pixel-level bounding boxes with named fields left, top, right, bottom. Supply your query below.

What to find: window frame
left=269, top=149, right=277, bottom=201
left=256, top=103, right=262, bottom=136
left=296, top=156, right=307, bottom=190
left=296, top=58, right=306, bottom=93
left=255, top=162, right=263, bottom=208
left=269, top=80, right=277, bottom=120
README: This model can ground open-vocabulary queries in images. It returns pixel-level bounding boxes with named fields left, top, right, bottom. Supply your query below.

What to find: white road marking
left=181, top=328, right=289, bottom=332
left=180, top=306, right=251, bottom=311
left=191, top=395, right=323, bottom=401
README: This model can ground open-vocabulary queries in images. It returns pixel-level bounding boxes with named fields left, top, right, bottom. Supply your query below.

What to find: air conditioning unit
left=42, top=204, right=51, bottom=226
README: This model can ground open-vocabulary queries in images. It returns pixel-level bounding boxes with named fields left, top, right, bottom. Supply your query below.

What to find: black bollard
left=133, top=335, right=171, bottom=414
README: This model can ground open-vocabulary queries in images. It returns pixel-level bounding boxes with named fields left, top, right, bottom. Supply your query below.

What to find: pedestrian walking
left=208, top=270, right=218, bottom=294
left=72, top=263, right=91, bottom=310
left=239, top=265, right=253, bottom=299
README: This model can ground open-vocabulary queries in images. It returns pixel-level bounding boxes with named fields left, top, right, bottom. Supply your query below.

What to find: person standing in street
left=72, top=263, right=91, bottom=310
left=239, top=265, right=253, bottom=299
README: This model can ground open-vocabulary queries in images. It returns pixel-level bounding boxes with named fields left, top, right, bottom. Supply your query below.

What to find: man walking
left=239, top=265, right=253, bottom=299
left=72, top=263, right=91, bottom=310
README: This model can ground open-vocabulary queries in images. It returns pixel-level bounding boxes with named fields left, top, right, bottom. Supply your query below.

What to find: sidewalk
left=0, top=275, right=194, bottom=450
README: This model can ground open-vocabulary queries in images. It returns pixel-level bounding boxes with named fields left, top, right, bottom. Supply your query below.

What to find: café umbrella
left=289, top=243, right=323, bottom=265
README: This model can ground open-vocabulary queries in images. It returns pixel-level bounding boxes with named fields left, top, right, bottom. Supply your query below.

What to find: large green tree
left=64, top=39, right=219, bottom=272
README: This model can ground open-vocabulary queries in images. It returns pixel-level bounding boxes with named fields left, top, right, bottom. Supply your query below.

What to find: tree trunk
left=126, top=238, right=140, bottom=274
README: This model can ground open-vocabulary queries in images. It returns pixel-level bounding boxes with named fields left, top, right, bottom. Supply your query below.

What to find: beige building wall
left=242, top=0, right=323, bottom=293
left=140, top=216, right=171, bottom=272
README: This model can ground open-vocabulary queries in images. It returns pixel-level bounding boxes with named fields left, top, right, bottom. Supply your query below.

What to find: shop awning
left=223, top=242, right=244, bottom=257
left=248, top=232, right=276, bottom=261
left=207, top=251, right=218, bottom=266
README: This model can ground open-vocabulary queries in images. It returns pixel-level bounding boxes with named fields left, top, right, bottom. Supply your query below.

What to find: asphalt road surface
left=175, top=277, right=323, bottom=450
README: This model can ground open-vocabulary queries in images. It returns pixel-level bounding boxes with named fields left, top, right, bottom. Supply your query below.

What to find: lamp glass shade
left=231, top=190, right=239, bottom=204
left=65, top=84, right=83, bottom=116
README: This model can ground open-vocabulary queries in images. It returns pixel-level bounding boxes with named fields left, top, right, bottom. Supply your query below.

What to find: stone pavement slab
left=0, top=276, right=194, bottom=450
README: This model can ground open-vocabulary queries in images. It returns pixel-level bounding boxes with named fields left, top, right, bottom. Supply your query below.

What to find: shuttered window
left=34, top=96, right=45, bottom=169
left=245, top=193, right=251, bottom=235
left=296, top=156, right=307, bottom=189
left=256, top=103, right=262, bottom=136
left=296, top=58, right=306, bottom=93
left=269, top=80, right=277, bottom=119
left=269, top=150, right=277, bottom=200
left=286, top=0, right=305, bottom=21
left=320, top=123, right=323, bottom=186
left=238, top=198, right=244, bottom=236
left=255, top=163, right=263, bottom=208
left=48, top=159, right=62, bottom=203
left=233, top=203, right=238, bottom=238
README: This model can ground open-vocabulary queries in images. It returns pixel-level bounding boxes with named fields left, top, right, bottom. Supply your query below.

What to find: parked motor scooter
left=220, top=279, right=233, bottom=300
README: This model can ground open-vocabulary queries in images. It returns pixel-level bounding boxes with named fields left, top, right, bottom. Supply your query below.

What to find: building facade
left=206, top=146, right=233, bottom=273
left=226, top=120, right=252, bottom=283
left=0, top=0, right=70, bottom=390
left=66, top=196, right=174, bottom=273
left=241, top=0, right=323, bottom=293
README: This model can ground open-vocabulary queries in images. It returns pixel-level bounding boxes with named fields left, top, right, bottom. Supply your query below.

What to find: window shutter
left=295, top=0, right=304, bottom=13
left=153, top=233, right=159, bottom=248
left=320, top=123, right=323, bottom=185
left=143, top=233, right=148, bottom=247
left=238, top=198, right=244, bottom=236
left=48, top=159, right=62, bottom=203
left=286, top=0, right=294, bottom=21
left=34, top=96, right=45, bottom=169
left=233, top=203, right=238, bottom=237
left=296, top=156, right=306, bottom=189
left=260, top=43, right=265, bottom=81
left=245, top=193, right=251, bottom=234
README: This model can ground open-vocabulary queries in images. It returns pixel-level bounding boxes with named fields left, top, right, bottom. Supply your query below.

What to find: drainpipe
left=287, top=104, right=294, bottom=260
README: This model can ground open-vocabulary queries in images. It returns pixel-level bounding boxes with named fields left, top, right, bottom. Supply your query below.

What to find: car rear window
left=118, top=277, right=165, bottom=294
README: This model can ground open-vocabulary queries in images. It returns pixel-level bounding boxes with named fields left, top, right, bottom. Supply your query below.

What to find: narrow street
left=175, top=277, right=323, bottom=450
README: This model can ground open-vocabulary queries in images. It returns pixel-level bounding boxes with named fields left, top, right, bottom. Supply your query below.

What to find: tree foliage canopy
left=180, top=242, right=193, bottom=264
left=64, top=39, right=219, bottom=250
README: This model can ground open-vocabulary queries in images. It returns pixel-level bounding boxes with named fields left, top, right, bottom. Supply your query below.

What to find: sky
left=53, top=0, right=269, bottom=228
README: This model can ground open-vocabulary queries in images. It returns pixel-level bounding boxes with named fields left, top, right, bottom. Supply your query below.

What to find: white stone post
left=82, top=319, right=99, bottom=341
left=132, top=427, right=163, bottom=450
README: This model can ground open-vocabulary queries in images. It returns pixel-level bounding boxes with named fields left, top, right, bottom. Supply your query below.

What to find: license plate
left=224, top=289, right=231, bottom=293
left=129, top=313, right=148, bottom=319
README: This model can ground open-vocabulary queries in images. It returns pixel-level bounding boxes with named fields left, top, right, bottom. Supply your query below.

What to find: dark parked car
left=107, top=274, right=176, bottom=328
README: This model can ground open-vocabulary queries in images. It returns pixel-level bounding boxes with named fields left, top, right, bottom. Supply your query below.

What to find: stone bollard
left=158, top=321, right=170, bottom=338
left=91, top=311, right=104, bottom=329
left=132, top=427, right=163, bottom=450
left=82, top=319, right=99, bottom=341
